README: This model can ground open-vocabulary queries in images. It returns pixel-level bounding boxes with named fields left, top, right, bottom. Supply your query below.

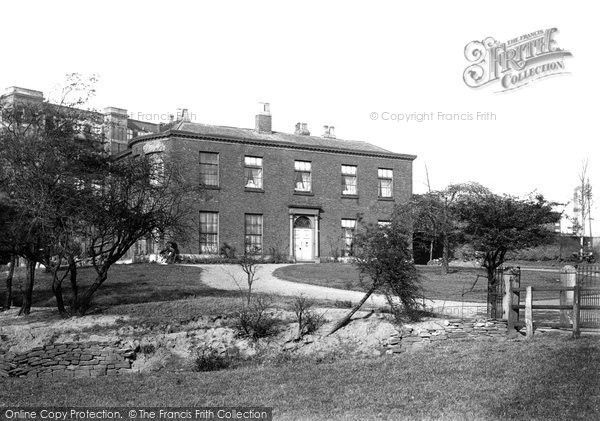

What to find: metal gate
left=489, top=266, right=521, bottom=319
left=577, top=265, right=600, bottom=327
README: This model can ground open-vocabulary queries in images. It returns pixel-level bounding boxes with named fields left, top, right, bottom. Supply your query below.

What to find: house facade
left=129, top=105, right=416, bottom=262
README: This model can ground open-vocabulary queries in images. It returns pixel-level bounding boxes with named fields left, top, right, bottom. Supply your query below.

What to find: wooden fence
left=507, top=283, right=600, bottom=338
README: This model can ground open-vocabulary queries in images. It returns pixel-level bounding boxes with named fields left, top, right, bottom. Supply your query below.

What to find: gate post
left=502, top=268, right=520, bottom=321
left=560, top=265, right=577, bottom=328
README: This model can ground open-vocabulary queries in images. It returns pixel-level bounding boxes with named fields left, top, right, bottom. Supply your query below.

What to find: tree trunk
left=4, top=254, right=16, bottom=310
left=19, top=258, right=36, bottom=316
left=441, top=233, right=449, bottom=275
left=74, top=270, right=107, bottom=315
left=69, top=259, right=78, bottom=310
left=53, top=278, right=67, bottom=315
left=328, top=284, right=378, bottom=336
left=429, top=240, right=434, bottom=262
left=486, top=265, right=498, bottom=318
left=51, top=263, right=71, bottom=316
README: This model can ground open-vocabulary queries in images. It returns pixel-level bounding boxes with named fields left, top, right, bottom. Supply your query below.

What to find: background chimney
left=323, top=125, right=336, bottom=138
left=255, top=102, right=272, bottom=133
left=296, top=122, right=310, bottom=136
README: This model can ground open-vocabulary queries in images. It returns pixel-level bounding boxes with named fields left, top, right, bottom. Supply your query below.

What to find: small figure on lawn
left=159, top=241, right=181, bottom=264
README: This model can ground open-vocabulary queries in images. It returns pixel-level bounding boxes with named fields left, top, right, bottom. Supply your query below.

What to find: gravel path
left=186, top=264, right=488, bottom=317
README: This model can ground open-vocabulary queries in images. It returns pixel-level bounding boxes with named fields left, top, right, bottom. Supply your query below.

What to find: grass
left=0, top=263, right=348, bottom=327
left=1, top=264, right=219, bottom=309
left=273, top=263, right=563, bottom=303
left=1, top=336, right=598, bottom=420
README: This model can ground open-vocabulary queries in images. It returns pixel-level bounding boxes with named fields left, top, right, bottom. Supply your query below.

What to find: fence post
left=560, top=265, right=577, bottom=328
left=573, top=283, right=581, bottom=338
left=502, top=268, right=520, bottom=321
left=507, top=278, right=515, bottom=335
left=525, top=286, right=533, bottom=339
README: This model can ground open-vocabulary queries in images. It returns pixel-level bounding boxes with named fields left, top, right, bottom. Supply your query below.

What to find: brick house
left=128, top=104, right=416, bottom=262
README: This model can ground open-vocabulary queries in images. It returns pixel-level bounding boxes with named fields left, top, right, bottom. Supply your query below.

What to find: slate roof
left=132, top=120, right=416, bottom=160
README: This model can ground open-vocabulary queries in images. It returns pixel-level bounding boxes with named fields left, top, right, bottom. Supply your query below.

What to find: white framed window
left=378, top=168, right=393, bottom=198
left=245, top=214, right=263, bottom=253
left=341, top=219, right=357, bottom=256
left=294, top=160, right=312, bottom=192
left=341, top=165, right=358, bottom=195
left=199, top=152, right=219, bottom=187
left=199, top=212, right=219, bottom=253
left=244, top=156, right=263, bottom=189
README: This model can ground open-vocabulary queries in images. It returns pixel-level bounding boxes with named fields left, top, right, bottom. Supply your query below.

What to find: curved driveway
left=187, top=264, right=487, bottom=318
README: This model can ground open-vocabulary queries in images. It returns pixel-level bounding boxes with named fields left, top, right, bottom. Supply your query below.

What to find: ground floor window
left=199, top=212, right=219, bottom=253
left=341, top=219, right=356, bottom=256
left=245, top=214, right=263, bottom=253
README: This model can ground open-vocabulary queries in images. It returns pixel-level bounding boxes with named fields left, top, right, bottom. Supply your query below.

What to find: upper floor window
left=199, top=152, right=219, bottom=187
left=127, top=129, right=134, bottom=141
left=341, top=165, right=357, bottom=195
left=244, top=156, right=263, bottom=189
left=294, top=161, right=312, bottom=192
left=199, top=212, right=219, bottom=254
left=378, top=168, right=393, bottom=198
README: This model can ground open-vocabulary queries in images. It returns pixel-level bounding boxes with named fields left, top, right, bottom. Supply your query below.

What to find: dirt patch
left=0, top=304, right=459, bottom=374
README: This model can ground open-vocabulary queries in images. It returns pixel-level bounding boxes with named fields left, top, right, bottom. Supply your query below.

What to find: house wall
left=133, top=135, right=413, bottom=259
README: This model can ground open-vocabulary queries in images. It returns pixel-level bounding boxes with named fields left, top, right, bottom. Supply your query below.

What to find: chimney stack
left=323, top=125, right=336, bottom=138
left=255, top=102, right=272, bottom=133
left=295, top=122, right=310, bottom=136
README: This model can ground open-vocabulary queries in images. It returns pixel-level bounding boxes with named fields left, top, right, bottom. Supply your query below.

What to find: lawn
left=1, top=336, right=598, bottom=420
left=0, top=263, right=349, bottom=325
left=273, top=263, right=563, bottom=303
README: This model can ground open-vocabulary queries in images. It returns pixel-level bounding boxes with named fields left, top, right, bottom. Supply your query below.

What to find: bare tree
left=573, top=160, right=593, bottom=260
left=238, top=244, right=263, bottom=305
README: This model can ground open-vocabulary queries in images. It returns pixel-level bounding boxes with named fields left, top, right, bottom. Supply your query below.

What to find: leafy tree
left=1, top=75, right=197, bottom=315
left=401, top=183, right=489, bottom=274
left=329, top=217, right=421, bottom=335
left=0, top=84, right=105, bottom=314
left=456, top=193, right=560, bottom=316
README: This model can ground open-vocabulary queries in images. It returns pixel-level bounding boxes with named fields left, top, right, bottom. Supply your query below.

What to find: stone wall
left=386, top=319, right=508, bottom=354
left=0, top=342, right=135, bottom=378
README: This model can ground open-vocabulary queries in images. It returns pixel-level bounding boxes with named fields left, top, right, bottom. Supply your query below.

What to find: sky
left=1, top=0, right=598, bottom=234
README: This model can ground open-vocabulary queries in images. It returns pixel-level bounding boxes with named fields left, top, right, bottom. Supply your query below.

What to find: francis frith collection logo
left=463, top=28, right=572, bottom=92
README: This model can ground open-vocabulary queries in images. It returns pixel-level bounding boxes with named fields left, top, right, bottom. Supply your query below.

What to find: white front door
left=294, top=228, right=313, bottom=261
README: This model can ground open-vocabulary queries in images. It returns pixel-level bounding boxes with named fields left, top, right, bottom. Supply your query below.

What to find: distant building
left=0, top=86, right=161, bottom=155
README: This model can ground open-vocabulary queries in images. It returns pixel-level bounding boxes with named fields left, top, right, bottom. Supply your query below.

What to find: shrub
left=220, top=243, right=237, bottom=259
left=267, top=245, right=291, bottom=264
left=334, top=300, right=353, bottom=309
left=192, top=347, right=232, bottom=372
left=234, top=295, right=279, bottom=340
left=292, top=295, right=325, bottom=339
left=140, top=344, right=156, bottom=355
